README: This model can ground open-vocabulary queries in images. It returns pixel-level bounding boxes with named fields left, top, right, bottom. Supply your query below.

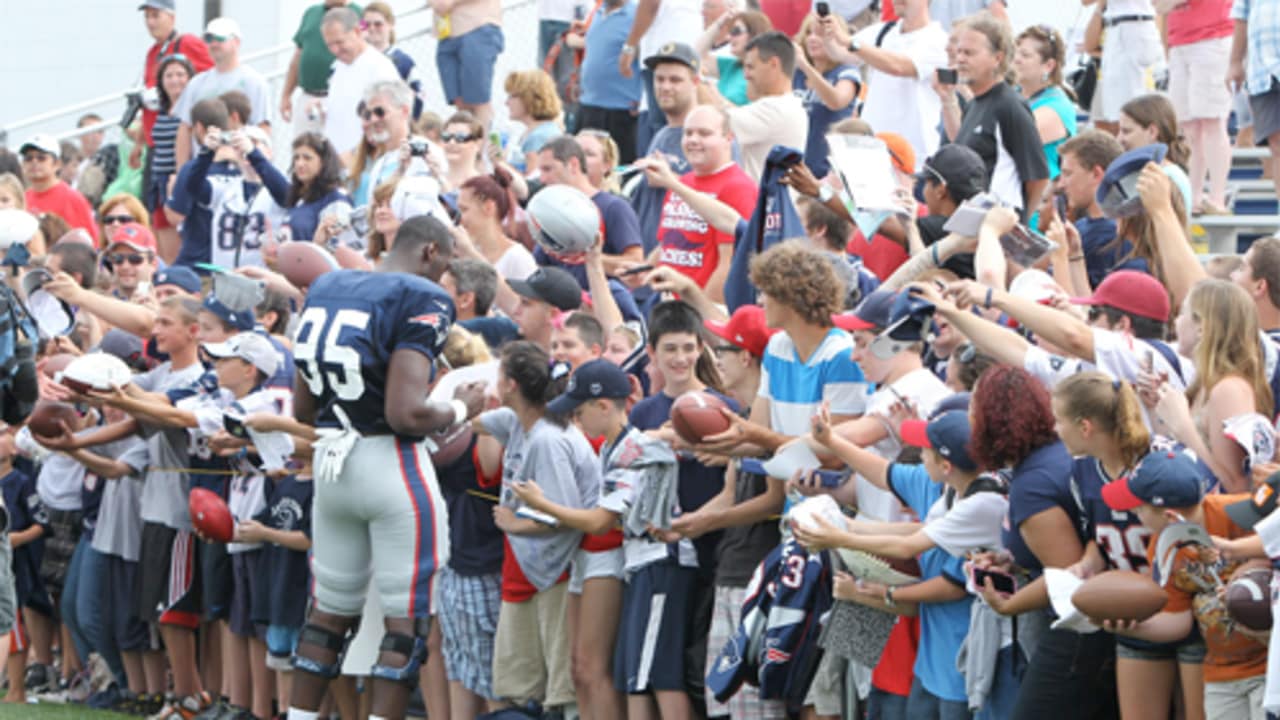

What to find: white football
left=526, top=185, right=600, bottom=256
left=59, top=352, right=133, bottom=393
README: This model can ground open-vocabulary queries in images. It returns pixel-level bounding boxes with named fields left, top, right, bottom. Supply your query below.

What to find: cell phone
left=936, top=67, right=958, bottom=85
left=223, top=413, right=249, bottom=440
left=971, top=566, right=1017, bottom=595
left=618, top=264, right=655, bottom=277
left=816, top=2, right=830, bottom=17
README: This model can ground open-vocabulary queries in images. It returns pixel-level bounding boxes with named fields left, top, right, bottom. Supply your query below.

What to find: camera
left=816, top=2, right=829, bottom=17
left=936, top=68, right=958, bottom=85
left=408, top=137, right=431, bottom=157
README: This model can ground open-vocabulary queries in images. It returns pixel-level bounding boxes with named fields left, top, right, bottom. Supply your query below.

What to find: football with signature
left=1226, top=567, right=1274, bottom=632
left=670, top=391, right=732, bottom=444
left=1072, top=570, right=1168, bottom=623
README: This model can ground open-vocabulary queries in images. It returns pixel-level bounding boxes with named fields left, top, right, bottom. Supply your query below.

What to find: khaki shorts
left=1168, top=36, right=1233, bottom=121
left=1203, top=674, right=1266, bottom=720
left=1097, top=20, right=1163, bottom=122
left=492, top=581, right=574, bottom=707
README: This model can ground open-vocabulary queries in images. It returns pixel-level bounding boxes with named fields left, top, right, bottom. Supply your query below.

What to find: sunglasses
left=360, top=106, right=388, bottom=121
left=103, top=214, right=134, bottom=226
left=20, top=153, right=51, bottom=164
left=728, top=25, right=746, bottom=36
left=107, top=253, right=150, bottom=266
left=203, top=33, right=231, bottom=43
left=441, top=132, right=478, bottom=143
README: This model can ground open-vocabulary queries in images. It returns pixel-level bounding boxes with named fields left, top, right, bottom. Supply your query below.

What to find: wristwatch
left=883, top=586, right=896, bottom=607
left=621, top=43, right=637, bottom=56
left=818, top=184, right=835, bottom=203
left=847, top=37, right=862, bottom=54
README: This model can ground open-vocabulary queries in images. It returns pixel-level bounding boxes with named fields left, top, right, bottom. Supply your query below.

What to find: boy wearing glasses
left=19, top=135, right=98, bottom=244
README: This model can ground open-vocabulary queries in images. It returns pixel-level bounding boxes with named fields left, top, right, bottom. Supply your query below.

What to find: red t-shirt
left=1166, top=0, right=1234, bottom=47
left=758, top=0, right=807, bottom=36
left=143, top=33, right=214, bottom=146
left=657, top=164, right=758, bottom=292
left=26, top=183, right=99, bottom=243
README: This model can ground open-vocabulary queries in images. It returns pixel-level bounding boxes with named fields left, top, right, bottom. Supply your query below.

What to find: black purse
left=1068, top=56, right=1100, bottom=111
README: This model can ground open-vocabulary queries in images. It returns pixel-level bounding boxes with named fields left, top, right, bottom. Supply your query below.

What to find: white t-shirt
left=538, top=0, right=588, bottom=22
left=854, top=20, right=949, bottom=170
left=175, top=65, right=272, bottom=156
left=1254, top=509, right=1280, bottom=713
left=495, top=243, right=538, bottom=281
left=728, top=93, right=809, bottom=181
left=853, top=367, right=951, bottom=522
left=922, top=490, right=1008, bottom=557
left=639, top=0, right=701, bottom=61
left=324, top=47, right=402, bottom=155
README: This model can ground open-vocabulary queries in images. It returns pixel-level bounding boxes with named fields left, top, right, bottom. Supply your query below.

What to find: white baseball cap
left=202, top=333, right=279, bottom=377
left=18, top=134, right=59, bottom=157
left=205, top=17, right=241, bottom=40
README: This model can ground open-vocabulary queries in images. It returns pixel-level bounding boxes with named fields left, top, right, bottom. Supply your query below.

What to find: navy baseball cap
left=1102, top=448, right=1206, bottom=511
left=870, top=291, right=935, bottom=359
left=900, top=411, right=978, bottom=471
left=95, top=328, right=147, bottom=371
left=154, top=266, right=201, bottom=295
left=933, top=392, right=971, bottom=415
left=202, top=294, right=255, bottom=331
left=1097, top=143, right=1168, bottom=219
left=547, top=359, right=632, bottom=415
left=832, top=289, right=897, bottom=332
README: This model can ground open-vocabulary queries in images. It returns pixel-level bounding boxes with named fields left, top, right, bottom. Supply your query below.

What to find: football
left=1226, top=567, right=1274, bottom=632
left=526, top=184, right=600, bottom=256
left=427, top=422, right=474, bottom=468
left=670, top=391, right=732, bottom=444
left=188, top=488, right=235, bottom=544
left=1072, top=570, right=1168, bottom=623
left=277, top=243, right=339, bottom=289
left=59, top=352, right=132, bottom=394
left=27, top=401, right=79, bottom=438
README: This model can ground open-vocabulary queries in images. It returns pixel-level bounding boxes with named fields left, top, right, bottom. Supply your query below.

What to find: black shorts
left=136, top=522, right=201, bottom=629
left=39, top=509, right=83, bottom=598
left=104, top=555, right=149, bottom=652
left=228, top=551, right=264, bottom=639
left=613, top=560, right=697, bottom=694
left=200, top=538, right=232, bottom=622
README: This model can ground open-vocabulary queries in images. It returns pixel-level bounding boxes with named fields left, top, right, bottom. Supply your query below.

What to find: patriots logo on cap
left=589, top=382, right=602, bottom=395
left=659, top=42, right=676, bottom=54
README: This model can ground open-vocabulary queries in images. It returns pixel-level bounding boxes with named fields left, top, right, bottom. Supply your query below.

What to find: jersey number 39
left=294, top=307, right=370, bottom=401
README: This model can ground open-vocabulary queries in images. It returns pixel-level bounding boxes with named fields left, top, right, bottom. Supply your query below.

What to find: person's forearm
left=940, top=96, right=962, bottom=141
left=66, top=448, right=132, bottom=479
left=9, top=525, right=42, bottom=548
left=281, top=50, right=300, bottom=102
left=882, top=233, right=969, bottom=291
left=705, top=250, right=733, bottom=304
left=816, top=433, right=889, bottom=491
left=804, top=71, right=855, bottom=111
left=1022, top=179, right=1048, bottom=221
left=894, top=575, right=968, bottom=605
left=975, top=223, right=1008, bottom=290
left=625, top=0, right=659, bottom=47
left=73, top=293, right=156, bottom=338
left=848, top=517, right=923, bottom=535
left=585, top=258, right=624, bottom=340
left=67, top=418, right=138, bottom=449
left=709, top=481, right=783, bottom=531
left=856, top=48, right=918, bottom=78
left=175, top=124, right=192, bottom=168
left=264, top=527, right=310, bottom=552
left=989, top=288, right=1095, bottom=362
left=1124, top=610, right=1195, bottom=644
left=251, top=150, right=292, bottom=205
left=839, top=530, right=933, bottom=560
left=668, top=180, right=742, bottom=235
left=936, top=304, right=1030, bottom=367
left=254, top=415, right=318, bottom=442
left=1230, top=21, right=1248, bottom=66
left=1065, top=254, right=1091, bottom=297
left=990, top=575, right=1051, bottom=615
left=1150, top=204, right=1204, bottom=307
left=905, top=218, right=926, bottom=257
left=113, top=395, right=196, bottom=429
left=599, top=247, right=644, bottom=276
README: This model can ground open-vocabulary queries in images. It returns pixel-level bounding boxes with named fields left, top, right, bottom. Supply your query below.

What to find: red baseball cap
left=107, top=222, right=157, bottom=254
left=704, top=305, right=776, bottom=358
left=1070, top=270, right=1169, bottom=323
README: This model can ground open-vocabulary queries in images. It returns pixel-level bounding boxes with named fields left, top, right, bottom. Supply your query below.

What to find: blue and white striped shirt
left=1233, top=0, right=1280, bottom=95
left=760, top=328, right=871, bottom=435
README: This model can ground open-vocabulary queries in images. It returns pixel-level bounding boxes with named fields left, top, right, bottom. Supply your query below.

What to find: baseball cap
left=0, top=209, right=37, bottom=250
left=704, top=305, right=775, bottom=358
left=508, top=266, right=583, bottom=312
left=832, top=288, right=897, bottom=332
left=19, top=134, right=59, bottom=158
left=1101, top=448, right=1207, bottom=511
left=202, top=294, right=255, bottom=332
left=95, top=328, right=147, bottom=371
left=900, top=411, right=978, bottom=471
left=917, top=144, right=987, bottom=202
left=876, top=132, right=916, bottom=176
left=870, top=291, right=935, bottom=359
left=138, top=0, right=175, bottom=10
left=1097, top=143, right=1167, bottom=219
left=202, top=332, right=279, bottom=377
left=643, top=42, right=699, bottom=73
left=1069, top=270, right=1170, bottom=323
left=154, top=266, right=201, bottom=295
left=205, top=17, right=241, bottom=40
left=106, top=222, right=157, bottom=254
left=392, top=175, right=448, bottom=222
left=1226, top=471, right=1280, bottom=530
left=546, top=359, right=632, bottom=415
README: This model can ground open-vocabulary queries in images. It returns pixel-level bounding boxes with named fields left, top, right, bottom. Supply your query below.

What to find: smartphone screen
left=973, top=567, right=1016, bottom=594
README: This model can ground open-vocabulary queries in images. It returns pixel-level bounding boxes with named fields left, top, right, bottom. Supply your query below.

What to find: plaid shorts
left=437, top=566, right=501, bottom=700
left=39, top=509, right=83, bottom=599
left=705, top=584, right=786, bottom=719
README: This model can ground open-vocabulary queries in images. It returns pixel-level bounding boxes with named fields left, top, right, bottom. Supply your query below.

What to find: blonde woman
left=503, top=70, right=563, bottom=176
left=576, top=129, right=621, bottom=195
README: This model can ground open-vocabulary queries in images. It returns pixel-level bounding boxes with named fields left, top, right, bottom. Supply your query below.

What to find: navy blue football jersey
left=1071, top=456, right=1152, bottom=573
left=295, top=271, right=454, bottom=437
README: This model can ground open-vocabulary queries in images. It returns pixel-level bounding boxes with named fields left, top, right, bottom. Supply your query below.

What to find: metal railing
left=1, top=0, right=538, bottom=166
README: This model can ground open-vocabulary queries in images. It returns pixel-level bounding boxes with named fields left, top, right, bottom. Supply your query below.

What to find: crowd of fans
left=3, top=0, right=1280, bottom=719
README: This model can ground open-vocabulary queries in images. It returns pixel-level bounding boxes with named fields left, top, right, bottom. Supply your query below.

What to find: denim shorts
left=1115, top=636, right=1207, bottom=664
left=435, top=24, right=505, bottom=105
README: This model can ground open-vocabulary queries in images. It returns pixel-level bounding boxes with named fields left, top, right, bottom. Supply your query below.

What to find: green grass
left=0, top=702, right=123, bottom=718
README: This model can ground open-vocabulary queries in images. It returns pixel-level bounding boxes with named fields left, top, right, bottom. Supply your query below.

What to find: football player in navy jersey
left=287, top=215, right=486, bottom=720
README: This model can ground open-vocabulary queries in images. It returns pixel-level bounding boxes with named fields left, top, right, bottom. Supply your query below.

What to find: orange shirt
left=1146, top=494, right=1266, bottom=683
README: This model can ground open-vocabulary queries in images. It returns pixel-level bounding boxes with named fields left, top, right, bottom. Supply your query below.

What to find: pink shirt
left=1165, top=0, right=1234, bottom=47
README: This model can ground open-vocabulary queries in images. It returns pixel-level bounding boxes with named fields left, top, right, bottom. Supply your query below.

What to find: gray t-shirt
left=481, top=407, right=600, bottom=591
left=134, top=361, right=205, bottom=531
left=91, top=438, right=148, bottom=562
left=174, top=65, right=272, bottom=154
left=36, top=443, right=88, bottom=512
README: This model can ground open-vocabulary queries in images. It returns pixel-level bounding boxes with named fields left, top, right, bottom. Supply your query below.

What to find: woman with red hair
left=968, top=365, right=1115, bottom=717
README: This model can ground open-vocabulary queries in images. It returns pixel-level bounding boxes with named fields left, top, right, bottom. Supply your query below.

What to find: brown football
left=40, top=353, right=76, bottom=379
left=27, top=401, right=79, bottom=438
left=670, top=391, right=732, bottom=444
left=427, top=423, right=474, bottom=468
left=1072, top=570, right=1168, bottom=623
left=1226, top=567, right=1274, bottom=632
left=277, top=243, right=339, bottom=289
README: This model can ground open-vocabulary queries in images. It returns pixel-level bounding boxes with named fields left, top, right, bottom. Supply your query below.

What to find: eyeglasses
left=203, top=33, right=230, bottom=43
left=728, top=25, right=746, bottom=36
left=102, top=214, right=134, bottom=226
left=107, top=253, right=150, bottom=266
left=360, top=106, right=388, bottom=121
left=20, top=153, right=51, bottom=164
left=715, top=344, right=744, bottom=355
left=441, top=132, right=478, bottom=143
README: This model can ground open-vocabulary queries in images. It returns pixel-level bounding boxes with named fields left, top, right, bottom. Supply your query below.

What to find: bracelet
left=1068, top=254, right=1085, bottom=262
left=620, top=44, right=636, bottom=55
left=884, top=586, right=896, bottom=607
left=984, top=287, right=993, bottom=310
left=931, top=243, right=942, bottom=267
left=449, top=399, right=469, bottom=426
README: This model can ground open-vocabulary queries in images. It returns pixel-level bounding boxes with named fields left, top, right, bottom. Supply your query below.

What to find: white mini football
left=526, top=185, right=600, bottom=256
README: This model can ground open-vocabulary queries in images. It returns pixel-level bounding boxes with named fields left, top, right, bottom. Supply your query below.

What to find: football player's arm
left=385, top=348, right=481, bottom=436
left=293, top=372, right=317, bottom=426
